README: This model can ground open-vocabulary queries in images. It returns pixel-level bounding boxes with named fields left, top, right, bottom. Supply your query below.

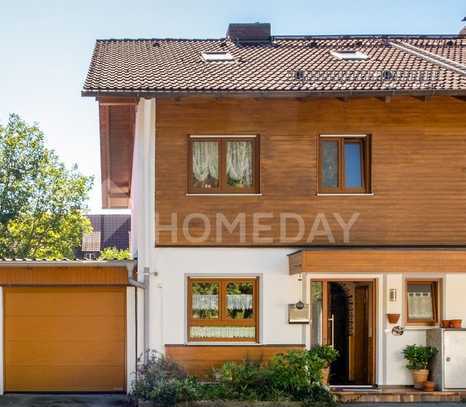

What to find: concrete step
left=334, top=389, right=461, bottom=403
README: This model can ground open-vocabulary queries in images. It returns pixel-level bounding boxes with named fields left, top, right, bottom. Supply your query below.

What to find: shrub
left=267, top=350, right=326, bottom=398
left=131, top=350, right=336, bottom=406
left=309, top=345, right=339, bottom=368
left=402, top=344, right=438, bottom=370
left=131, top=351, right=202, bottom=406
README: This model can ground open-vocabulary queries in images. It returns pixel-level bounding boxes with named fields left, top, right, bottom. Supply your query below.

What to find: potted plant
left=402, top=345, right=438, bottom=389
left=310, top=344, right=339, bottom=385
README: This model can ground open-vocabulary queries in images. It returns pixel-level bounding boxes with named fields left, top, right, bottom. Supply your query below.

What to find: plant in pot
left=310, top=344, right=339, bottom=385
left=402, top=345, right=438, bottom=389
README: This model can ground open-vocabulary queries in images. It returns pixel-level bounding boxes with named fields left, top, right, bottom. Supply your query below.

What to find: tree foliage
left=98, top=247, right=132, bottom=260
left=0, top=114, right=93, bottom=258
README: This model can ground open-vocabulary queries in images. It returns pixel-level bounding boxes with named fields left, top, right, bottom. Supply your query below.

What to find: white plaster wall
left=151, top=248, right=302, bottom=346
left=444, top=274, right=466, bottom=321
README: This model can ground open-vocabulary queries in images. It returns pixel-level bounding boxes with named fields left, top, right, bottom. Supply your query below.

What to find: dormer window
left=201, top=52, right=235, bottom=62
left=330, top=50, right=368, bottom=61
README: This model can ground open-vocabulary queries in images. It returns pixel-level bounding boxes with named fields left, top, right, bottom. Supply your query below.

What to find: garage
left=0, top=261, right=139, bottom=393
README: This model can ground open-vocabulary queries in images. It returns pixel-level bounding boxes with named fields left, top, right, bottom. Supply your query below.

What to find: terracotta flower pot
left=423, top=381, right=435, bottom=392
left=387, top=313, right=400, bottom=324
left=449, top=319, right=462, bottom=328
left=440, top=320, right=450, bottom=328
left=321, top=366, right=330, bottom=385
left=412, top=369, right=429, bottom=389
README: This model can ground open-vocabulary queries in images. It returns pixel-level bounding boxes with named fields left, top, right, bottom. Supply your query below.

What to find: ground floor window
left=406, top=280, right=439, bottom=325
left=187, top=277, right=258, bottom=342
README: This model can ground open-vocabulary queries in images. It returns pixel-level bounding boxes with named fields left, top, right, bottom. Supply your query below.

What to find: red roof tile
left=82, top=35, right=466, bottom=97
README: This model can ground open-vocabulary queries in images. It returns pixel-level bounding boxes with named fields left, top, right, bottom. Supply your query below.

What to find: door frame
left=310, top=278, right=377, bottom=385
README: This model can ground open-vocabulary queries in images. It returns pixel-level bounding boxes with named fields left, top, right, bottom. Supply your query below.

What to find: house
left=84, top=22, right=466, bottom=391
left=77, top=214, right=131, bottom=259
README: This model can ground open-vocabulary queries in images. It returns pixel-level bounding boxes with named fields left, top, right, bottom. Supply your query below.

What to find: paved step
left=334, top=389, right=461, bottom=403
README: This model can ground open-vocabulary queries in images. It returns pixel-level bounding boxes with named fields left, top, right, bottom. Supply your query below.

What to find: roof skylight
left=201, top=52, right=235, bottom=62
left=330, top=50, right=369, bottom=61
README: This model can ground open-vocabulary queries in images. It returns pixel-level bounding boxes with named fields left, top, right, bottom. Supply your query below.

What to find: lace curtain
left=192, top=294, right=252, bottom=311
left=408, top=292, right=433, bottom=319
left=192, top=142, right=218, bottom=185
left=190, top=326, right=255, bottom=339
left=227, top=141, right=253, bottom=186
left=192, top=294, right=218, bottom=310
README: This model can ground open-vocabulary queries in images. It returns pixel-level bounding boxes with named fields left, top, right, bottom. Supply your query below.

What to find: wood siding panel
left=165, top=344, right=305, bottom=377
left=0, top=266, right=128, bottom=285
left=155, top=96, right=466, bottom=246
left=289, top=249, right=466, bottom=274
left=99, top=103, right=135, bottom=209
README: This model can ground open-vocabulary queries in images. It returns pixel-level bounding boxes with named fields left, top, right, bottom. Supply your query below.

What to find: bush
left=309, top=345, right=339, bottom=367
left=131, top=350, right=336, bottom=407
left=131, top=351, right=202, bottom=406
left=402, top=344, right=438, bottom=370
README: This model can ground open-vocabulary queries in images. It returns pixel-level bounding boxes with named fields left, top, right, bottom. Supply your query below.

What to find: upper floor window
left=188, top=136, right=259, bottom=194
left=318, top=135, right=371, bottom=194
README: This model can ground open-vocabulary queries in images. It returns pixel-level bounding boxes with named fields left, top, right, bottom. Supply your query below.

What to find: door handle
left=446, top=357, right=451, bottom=362
left=329, top=314, right=335, bottom=347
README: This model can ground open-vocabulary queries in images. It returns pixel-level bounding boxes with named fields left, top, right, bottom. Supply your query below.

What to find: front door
left=310, top=280, right=375, bottom=386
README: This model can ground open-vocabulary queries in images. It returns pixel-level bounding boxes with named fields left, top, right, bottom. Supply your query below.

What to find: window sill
left=186, top=193, right=262, bottom=197
left=317, top=193, right=374, bottom=197
left=185, top=342, right=260, bottom=346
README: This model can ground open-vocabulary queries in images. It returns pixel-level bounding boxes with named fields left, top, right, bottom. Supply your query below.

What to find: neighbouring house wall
left=154, top=96, right=466, bottom=246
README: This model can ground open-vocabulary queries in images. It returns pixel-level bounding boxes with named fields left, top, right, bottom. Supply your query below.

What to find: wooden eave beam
left=97, top=96, right=139, bottom=106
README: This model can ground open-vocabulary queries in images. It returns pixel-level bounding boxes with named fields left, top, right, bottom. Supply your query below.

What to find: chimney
left=226, top=23, right=271, bottom=44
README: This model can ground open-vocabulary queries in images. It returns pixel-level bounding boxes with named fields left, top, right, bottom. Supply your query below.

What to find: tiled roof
left=83, top=35, right=466, bottom=97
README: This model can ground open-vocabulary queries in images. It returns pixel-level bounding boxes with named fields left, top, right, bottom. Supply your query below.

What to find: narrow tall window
left=188, top=278, right=258, bottom=342
left=319, top=135, right=371, bottom=193
left=188, top=136, right=259, bottom=194
left=406, top=280, right=439, bottom=325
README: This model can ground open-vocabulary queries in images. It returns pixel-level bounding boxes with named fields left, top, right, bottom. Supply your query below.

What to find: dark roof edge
left=94, top=34, right=465, bottom=42
left=81, top=89, right=466, bottom=98
left=287, top=245, right=466, bottom=257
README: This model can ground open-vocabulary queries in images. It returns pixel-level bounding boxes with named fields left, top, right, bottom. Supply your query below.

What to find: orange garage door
left=4, top=287, right=126, bottom=392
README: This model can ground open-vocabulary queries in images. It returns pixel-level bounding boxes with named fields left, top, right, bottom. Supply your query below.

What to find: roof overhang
left=0, top=260, right=141, bottom=287
left=97, top=97, right=138, bottom=208
left=289, top=246, right=466, bottom=274
left=82, top=89, right=466, bottom=99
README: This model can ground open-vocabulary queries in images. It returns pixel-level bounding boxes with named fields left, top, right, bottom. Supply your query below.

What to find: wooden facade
left=289, top=248, right=466, bottom=274
left=165, top=344, right=305, bottom=377
left=154, top=96, right=466, bottom=246
left=0, top=265, right=131, bottom=286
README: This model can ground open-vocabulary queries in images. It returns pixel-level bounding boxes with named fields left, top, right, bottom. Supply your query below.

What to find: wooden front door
left=311, top=280, right=375, bottom=386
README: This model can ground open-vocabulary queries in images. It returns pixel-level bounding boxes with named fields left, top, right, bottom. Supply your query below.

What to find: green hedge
left=131, top=350, right=337, bottom=407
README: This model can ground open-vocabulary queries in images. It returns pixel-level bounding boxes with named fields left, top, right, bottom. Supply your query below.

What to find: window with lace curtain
left=188, top=136, right=259, bottom=193
left=406, top=280, right=439, bottom=325
left=187, top=277, right=259, bottom=342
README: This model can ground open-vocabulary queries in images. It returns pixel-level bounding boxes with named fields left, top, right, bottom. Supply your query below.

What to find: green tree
left=98, top=247, right=132, bottom=261
left=0, top=114, right=93, bottom=258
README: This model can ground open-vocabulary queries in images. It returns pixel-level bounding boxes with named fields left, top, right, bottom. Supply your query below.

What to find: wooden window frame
left=187, top=277, right=259, bottom=342
left=405, top=279, right=440, bottom=326
left=188, top=136, right=260, bottom=194
left=318, top=135, right=371, bottom=194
